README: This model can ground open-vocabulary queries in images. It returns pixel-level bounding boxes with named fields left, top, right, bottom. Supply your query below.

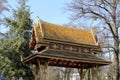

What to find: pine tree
left=0, top=0, right=34, bottom=79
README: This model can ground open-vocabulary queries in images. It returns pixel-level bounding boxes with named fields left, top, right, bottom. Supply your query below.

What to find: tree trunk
left=88, top=69, right=90, bottom=80
left=67, top=68, right=71, bottom=80
left=114, top=36, right=119, bottom=80
left=112, top=24, right=119, bottom=80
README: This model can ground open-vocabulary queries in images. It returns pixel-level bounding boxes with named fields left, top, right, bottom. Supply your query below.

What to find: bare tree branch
left=67, top=0, right=120, bottom=80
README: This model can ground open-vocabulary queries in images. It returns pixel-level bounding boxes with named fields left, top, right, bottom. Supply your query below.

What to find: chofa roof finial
left=37, top=16, right=40, bottom=21
left=37, top=16, right=41, bottom=24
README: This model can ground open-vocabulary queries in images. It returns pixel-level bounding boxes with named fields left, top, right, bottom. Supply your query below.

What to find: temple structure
left=23, top=20, right=111, bottom=80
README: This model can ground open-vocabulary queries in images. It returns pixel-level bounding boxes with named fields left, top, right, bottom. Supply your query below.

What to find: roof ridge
left=41, top=21, right=91, bottom=33
left=36, top=18, right=91, bottom=32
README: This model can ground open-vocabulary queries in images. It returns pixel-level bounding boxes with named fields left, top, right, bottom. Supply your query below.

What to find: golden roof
left=26, top=20, right=111, bottom=68
left=31, top=21, right=98, bottom=47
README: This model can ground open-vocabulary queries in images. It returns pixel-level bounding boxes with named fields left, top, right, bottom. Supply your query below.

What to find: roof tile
left=34, top=21, right=98, bottom=46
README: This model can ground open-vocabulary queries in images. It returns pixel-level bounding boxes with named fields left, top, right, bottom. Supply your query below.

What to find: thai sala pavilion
left=23, top=20, right=111, bottom=80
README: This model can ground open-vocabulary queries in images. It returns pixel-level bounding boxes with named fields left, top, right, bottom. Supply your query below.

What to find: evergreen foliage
left=0, top=0, right=34, bottom=79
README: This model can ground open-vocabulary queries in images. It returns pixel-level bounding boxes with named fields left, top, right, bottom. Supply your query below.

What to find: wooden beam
left=35, top=58, right=49, bottom=80
left=30, top=63, right=39, bottom=80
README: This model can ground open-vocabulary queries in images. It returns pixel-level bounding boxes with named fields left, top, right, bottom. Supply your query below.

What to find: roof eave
left=43, top=37, right=100, bottom=48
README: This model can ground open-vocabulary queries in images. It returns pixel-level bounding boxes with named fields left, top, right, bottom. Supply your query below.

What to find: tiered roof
left=23, top=20, right=111, bottom=68
left=30, top=21, right=99, bottom=50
